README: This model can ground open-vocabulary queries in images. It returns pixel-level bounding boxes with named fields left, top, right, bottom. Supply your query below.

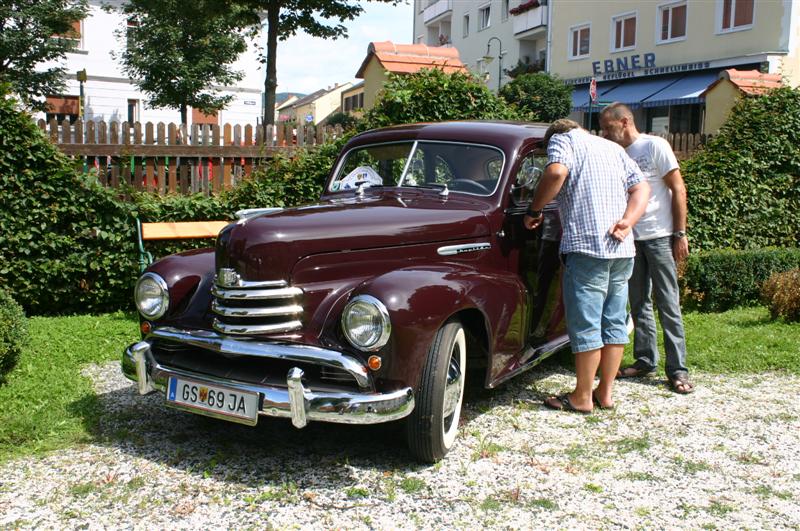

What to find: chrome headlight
left=134, top=272, right=169, bottom=320
left=341, top=295, right=391, bottom=351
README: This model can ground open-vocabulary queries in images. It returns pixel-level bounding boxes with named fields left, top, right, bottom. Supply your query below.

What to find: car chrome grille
left=212, top=269, right=303, bottom=335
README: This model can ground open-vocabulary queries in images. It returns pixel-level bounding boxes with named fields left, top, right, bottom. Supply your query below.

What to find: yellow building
left=548, top=1, right=800, bottom=133
left=341, top=81, right=365, bottom=118
left=356, top=41, right=468, bottom=111
left=288, top=83, right=352, bottom=126
left=700, top=69, right=783, bottom=134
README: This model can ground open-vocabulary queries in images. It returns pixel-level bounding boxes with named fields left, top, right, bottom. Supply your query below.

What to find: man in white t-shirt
left=599, top=103, right=694, bottom=394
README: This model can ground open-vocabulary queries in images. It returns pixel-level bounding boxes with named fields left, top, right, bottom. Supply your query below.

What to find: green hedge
left=0, top=291, right=27, bottom=382
left=683, top=87, right=800, bottom=250
left=681, top=248, right=800, bottom=312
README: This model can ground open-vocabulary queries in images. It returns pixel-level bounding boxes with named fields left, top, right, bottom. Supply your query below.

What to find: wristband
left=526, top=207, right=543, bottom=218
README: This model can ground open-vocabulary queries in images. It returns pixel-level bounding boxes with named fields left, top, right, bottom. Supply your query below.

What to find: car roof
left=344, top=121, right=550, bottom=153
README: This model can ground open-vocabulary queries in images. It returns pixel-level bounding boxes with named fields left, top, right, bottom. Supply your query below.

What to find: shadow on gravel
left=77, top=355, right=571, bottom=491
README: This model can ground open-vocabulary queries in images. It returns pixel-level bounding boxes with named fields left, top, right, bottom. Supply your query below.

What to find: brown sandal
left=544, top=393, right=592, bottom=414
left=616, top=363, right=656, bottom=379
left=668, top=373, right=695, bottom=394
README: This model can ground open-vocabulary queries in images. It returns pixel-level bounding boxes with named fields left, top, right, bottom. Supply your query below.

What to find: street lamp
left=482, top=36, right=506, bottom=92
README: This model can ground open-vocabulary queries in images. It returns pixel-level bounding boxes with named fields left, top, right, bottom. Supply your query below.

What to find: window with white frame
left=719, top=0, right=754, bottom=32
left=611, top=12, right=636, bottom=52
left=658, top=2, right=687, bottom=42
left=479, top=4, right=491, bottom=30
left=463, top=14, right=470, bottom=37
left=569, top=24, right=591, bottom=59
left=502, top=0, right=509, bottom=21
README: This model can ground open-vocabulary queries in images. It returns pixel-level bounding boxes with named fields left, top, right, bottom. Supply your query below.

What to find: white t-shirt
left=625, top=134, right=679, bottom=241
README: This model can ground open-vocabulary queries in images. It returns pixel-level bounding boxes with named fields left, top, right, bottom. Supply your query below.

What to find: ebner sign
left=566, top=53, right=712, bottom=85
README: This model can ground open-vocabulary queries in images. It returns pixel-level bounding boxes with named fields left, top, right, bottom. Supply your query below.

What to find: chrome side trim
left=211, top=300, right=303, bottom=318
left=214, top=275, right=288, bottom=289
left=437, top=242, right=492, bottom=256
left=212, top=319, right=302, bottom=335
left=146, top=326, right=370, bottom=388
left=212, top=286, right=303, bottom=300
left=122, top=341, right=414, bottom=426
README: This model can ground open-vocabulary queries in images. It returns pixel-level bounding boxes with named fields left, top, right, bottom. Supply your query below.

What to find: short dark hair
left=544, top=118, right=581, bottom=146
left=599, top=102, right=633, bottom=121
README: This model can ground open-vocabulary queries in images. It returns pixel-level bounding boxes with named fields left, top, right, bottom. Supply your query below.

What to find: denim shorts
left=561, top=253, right=634, bottom=353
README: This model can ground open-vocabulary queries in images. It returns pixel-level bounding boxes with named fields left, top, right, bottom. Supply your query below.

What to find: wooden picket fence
left=39, top=118, right=344, bottom=195
left=589, top=130, right=712, bottom=160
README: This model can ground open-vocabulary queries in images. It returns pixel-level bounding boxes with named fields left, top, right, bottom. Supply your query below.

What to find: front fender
left=352, top=265, right=528, bottom=388
left=144, top=248, right=216, bottom=330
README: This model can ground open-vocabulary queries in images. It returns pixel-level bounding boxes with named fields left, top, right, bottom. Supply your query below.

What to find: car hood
left=216, top=192, right=491, bottom=281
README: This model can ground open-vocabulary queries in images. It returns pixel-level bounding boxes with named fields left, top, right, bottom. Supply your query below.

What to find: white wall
left=36, top=0, right=265, bottom=127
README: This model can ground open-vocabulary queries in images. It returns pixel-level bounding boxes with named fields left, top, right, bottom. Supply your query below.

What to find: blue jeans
left=562, top=253, right=634, bottom=354
left=629, top=237, right=688, bottom=377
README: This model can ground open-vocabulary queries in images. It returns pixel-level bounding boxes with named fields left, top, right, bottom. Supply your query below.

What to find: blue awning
left=642, top=70, right=721, bottom=107
left=597, top=75, right=683, bottom=109
left=572, top=82, right=620, bottom=112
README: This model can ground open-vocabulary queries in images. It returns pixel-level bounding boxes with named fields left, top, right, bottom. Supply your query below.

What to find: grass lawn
left=0, top=312, right=138, bottom=464
left=621, top=306, right=800, bottom=376
left=0, top=306, right=797, bottom=464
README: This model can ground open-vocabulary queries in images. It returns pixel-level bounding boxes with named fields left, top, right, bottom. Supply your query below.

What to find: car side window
left=511, top=151, right=547, bottom=206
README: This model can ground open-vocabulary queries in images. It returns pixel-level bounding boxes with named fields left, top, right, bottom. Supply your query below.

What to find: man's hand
left=524, top=213, right=544, bottom=230
left=673, top=236, right=689, bottom=262
left=608, top=219, right=632, bottom=242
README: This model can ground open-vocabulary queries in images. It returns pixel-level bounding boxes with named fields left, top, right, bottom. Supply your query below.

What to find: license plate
left=166, top=377, right=259, bottom=426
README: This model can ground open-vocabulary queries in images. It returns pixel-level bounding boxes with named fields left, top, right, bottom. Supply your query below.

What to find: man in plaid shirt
left=525, top=119, right=650, bottom=413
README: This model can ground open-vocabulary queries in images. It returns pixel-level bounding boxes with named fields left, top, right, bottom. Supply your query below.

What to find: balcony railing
left=512, top=4, right=547, bottom=35
left=424, top=0, right=452, bottom=24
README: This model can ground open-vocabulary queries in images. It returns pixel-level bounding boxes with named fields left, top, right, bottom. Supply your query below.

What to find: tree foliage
left=0, top=0, right=88, bottom=111
left=682, top=87, right=800, bottom=250
left=110, top=0, right=254, bottom=124
left=364, top=68, right=531, bottom=128
left=498, top=72, right=572, bottom=123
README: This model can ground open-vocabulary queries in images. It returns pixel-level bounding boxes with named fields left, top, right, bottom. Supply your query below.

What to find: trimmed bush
left=499, top=72, right=573, bottom=123
left=0, top=291, right=28, bottom=382
left=681, top=248, right=800, bottom=312
left=363, top=68, right=531, bottom=128
left=683, top=87, right=800, bottom=250
left=761, top=269, right=800, bottom=322
left=0, top=91, right=139, bottom=315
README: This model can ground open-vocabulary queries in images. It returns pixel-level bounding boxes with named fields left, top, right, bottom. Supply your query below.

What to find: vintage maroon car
left=123, top=121, right=569, bottom=462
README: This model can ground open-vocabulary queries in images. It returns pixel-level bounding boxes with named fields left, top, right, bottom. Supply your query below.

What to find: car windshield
left=329, top=141, right=504, bottom=196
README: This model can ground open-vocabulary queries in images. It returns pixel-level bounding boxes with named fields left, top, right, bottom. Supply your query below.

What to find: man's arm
left=524, top=162, right=568, bottom=230
left=609, top=181, right=651, bottom=241
left=663, top=168, right=689, bottom=262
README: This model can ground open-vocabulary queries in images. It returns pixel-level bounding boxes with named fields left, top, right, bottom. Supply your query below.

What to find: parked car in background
left=123, top=121, right=569, bottom=462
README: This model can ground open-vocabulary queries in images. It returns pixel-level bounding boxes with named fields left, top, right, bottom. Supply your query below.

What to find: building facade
left=284, top=83, right=352, bottom=125
left=413, top=1, right=800, bottom=134
left=412, top=0, right=548, bottom=92
left=38, top=0, right=265, bottom=127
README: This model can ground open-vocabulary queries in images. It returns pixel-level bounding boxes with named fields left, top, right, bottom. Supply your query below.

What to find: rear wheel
left=405, top=319, right=466, bottom=463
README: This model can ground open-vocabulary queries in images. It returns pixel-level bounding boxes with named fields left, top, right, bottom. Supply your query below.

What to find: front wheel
left=405, top=319, right=467, bottom=463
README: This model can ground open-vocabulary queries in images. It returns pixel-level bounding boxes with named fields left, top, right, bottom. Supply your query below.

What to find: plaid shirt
left=548, top=129, right=643, bottom=259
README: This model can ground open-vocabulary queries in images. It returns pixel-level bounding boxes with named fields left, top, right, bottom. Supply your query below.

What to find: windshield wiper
left=402, top=182, right=449, bottom=197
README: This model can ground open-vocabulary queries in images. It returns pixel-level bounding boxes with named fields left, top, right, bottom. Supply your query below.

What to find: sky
left=275, top=2, right=414, bottom=95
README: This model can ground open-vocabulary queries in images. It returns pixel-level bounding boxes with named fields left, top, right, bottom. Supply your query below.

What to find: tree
left=364, top=68, right=530, bottom=128
left=239, top=0, right=394, bottom=134
left=110, top=0, right=255, bottom=124
left=499, top=72, right=573, bottom=123
left=0, top=0, right=88, bottom=111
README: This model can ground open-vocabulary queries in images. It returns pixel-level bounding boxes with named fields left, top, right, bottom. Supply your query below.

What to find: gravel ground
left=1, top=360, right=799, bottom=530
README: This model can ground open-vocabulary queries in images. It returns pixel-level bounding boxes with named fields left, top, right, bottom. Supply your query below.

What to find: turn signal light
left=140, top=321, right=152, bottom=335
left=367, top=355, right=382, bottom=371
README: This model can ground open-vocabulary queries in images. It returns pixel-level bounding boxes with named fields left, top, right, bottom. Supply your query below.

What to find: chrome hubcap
left=443, top=344, right=463, bottom=422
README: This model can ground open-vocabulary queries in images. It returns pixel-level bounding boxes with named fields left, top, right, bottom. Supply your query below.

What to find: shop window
left=611, top=12, right=636, bottom=52
left=478, top=5, right=490, bottom=30
left=658, top=2, right=687, bottom=42
left=719, top=0, right=754, bottom=32
left=569, top=24, right=590, bottom=59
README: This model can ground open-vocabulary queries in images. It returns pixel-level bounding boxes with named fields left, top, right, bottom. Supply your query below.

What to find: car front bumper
left=121, top=331, right=414, bottom=428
